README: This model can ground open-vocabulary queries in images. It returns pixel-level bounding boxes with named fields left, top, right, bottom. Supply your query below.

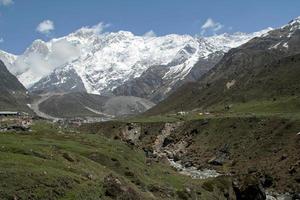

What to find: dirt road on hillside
left=30, top=93, right=63, bottom=121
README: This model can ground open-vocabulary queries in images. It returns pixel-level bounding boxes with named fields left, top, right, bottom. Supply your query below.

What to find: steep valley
left=81, top=115, right=300, bottom=197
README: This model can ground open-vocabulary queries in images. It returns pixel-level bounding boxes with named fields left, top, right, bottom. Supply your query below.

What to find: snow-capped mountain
left=0, top=25, right=272, bottom=100
left=0, top=51, right=17, bottom=73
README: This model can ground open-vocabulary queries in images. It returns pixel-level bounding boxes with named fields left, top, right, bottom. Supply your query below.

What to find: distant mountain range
left=146, top=17, right=300, bottom=115
left=1, top=17, right=300, bottom=119
left=0, top=27, right=271, bottom=102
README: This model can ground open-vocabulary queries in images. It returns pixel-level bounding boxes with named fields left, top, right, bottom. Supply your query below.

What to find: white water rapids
left=168, top=159, right=220, bottom=179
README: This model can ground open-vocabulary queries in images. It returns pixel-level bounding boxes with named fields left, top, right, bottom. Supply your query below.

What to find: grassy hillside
left=81, top=115, right=300, bottom=194
left=0, top=121, right=239, bottom=200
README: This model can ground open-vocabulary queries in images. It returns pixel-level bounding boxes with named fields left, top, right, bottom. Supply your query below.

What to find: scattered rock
left=208, top=144, right=230, bottom=166
left=292, top=193, right=300, bottom=199
left=248, top=167, right=258, bottom=174
left=176, top=189, right=192, bottom=200
left=260, top=174, right=273, bottom=188
left=143, top=147, right=154, bottom=158
left=124, top=170, right=135, bottom=177
left=162, top=137, right=174, bottom=147
left=288, top=166, right=296, bottom=175
left=280, top=154, right=288, bottom=161
left=122, top=123, right=141, bottom=145
left=0, top=125, right=30, bottom=132
left=201, top=120, right=209, bottom=125
left=190, top=129, right=198, bottom=135
left=87, top=173, right=93, bottom=180
left=103, top=174, right=141, bottom=200
left=62, top=152, right=75, bottom=162
left=148, top=184, right=174, bottom=198
left=294, top=175, right=300, bottom=183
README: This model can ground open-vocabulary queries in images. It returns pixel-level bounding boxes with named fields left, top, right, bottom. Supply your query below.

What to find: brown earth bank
left=80, top=116, right=300, bottom=196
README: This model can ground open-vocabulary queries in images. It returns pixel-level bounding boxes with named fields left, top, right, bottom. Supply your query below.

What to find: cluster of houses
left=56, top=117, right=108, bottom=128
left=0, top=110, right=111, bottom=132
left=0, top=111, right=32, bottom=132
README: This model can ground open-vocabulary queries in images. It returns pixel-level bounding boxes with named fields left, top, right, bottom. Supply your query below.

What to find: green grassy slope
left=0, top=121, right=236, bottom=200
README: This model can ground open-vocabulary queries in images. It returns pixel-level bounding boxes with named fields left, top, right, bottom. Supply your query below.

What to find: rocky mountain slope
left=146, top=17, right=300, bottom=115
left=0, top=28, right=271, bottom=102
left=82, top=116, right=300, bottom=197
left=0, top=60, right=30, bottom=112
left=113, top=51, right=224, bottom=102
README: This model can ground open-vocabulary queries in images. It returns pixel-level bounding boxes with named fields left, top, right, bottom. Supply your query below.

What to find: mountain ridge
left=0, top=28, right=272, bottom=101
left=0, top=60, right=30, bottom=112
left=145, top=17, right=300, bottom=115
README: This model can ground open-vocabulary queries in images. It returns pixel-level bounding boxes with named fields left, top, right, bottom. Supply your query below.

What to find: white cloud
left=0, top=0, right=14, bottom=6
left=36, top=20, right=55, bottom=35
left=201, top=18, right=224, bottom=35
left=78, top=22, right=110, bottom=34
left=48, top=39, right=81, bottom=67
left=0, top=38, right=3, bottom=43
left=143, top=30, right=156, bottom=37
left=11, top=38, right=82, bottom=87
left=92, top=22, right=110, bottom=34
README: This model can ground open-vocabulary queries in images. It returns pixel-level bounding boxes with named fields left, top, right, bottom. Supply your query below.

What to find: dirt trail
left=84, top=106, right=115, bottom=118
left=30, top=93, right=64, bottom=121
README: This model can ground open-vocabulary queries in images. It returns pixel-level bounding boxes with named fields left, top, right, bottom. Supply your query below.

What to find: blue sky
left=0, top=0, right=299, bottom=54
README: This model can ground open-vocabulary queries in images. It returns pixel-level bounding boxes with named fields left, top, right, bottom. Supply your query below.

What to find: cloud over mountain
left=201, top=18, right=224, bottom=35
left=36, top=20, right=55, bottom=35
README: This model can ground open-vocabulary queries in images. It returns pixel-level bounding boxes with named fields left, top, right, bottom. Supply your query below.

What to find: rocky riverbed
left=168, top=159, right=220, bottom=179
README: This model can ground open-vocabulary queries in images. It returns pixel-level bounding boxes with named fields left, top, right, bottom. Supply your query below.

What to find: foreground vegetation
left=0, top=121, right=238, bottom=200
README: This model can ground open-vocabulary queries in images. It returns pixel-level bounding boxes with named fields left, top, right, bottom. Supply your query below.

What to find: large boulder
left=233, top=175, right=266, bottom=200
left=103, top=174, right=141, bottom=200
left=208, top=144, right=230, bottom=166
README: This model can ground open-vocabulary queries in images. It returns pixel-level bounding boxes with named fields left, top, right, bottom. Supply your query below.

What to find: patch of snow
left=266, top=191, right=293, bottom=200
left=269, top=42, right=281, bottom=50
left=226, top=80, right=236, bottom=89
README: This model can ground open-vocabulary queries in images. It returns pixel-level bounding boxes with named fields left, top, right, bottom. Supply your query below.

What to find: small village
left=0, top=110, right=110, bottom=132
left=0, top=111, right=33, bottom=132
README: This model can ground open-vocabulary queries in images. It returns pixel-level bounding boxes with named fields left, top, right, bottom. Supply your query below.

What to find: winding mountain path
left=30, top=93, right=63, bottom=121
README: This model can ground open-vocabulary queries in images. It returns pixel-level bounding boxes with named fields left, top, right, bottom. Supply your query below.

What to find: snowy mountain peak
left=0, top=50, right=17, bottom=74
left=288, top=16, right=300, bottom=26
left=281, top=16, right=300, bottom=31
left=24, top=39, right=49, bottom=56
left=0, top=25, right=273, bottom=95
